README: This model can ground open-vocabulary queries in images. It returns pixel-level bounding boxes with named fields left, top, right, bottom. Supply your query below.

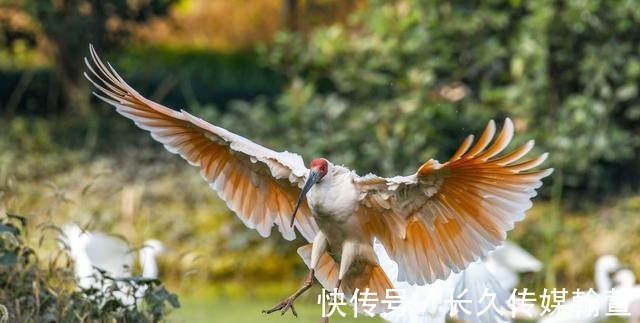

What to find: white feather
left=60, top=223, right=164, bottom=306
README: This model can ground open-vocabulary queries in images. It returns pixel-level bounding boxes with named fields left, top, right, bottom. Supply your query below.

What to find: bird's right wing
left=355, top=119, right=552, bottom=284
left=84, top=46, right=318, bottom=242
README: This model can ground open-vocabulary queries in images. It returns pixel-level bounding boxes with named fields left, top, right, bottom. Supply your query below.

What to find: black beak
left=290, top=170, right=320, bottom=227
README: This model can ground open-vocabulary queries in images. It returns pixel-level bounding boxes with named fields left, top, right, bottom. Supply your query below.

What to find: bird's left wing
left=84, top=45, right=318, bottom=242
left=354, top=118, right=552, bottom=284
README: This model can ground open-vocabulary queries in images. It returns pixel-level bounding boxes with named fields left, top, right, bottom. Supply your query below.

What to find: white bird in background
left=139, top=239, right=165, bottom=279
left=538, top=255, right=621, bottom=323
left=61, top=224, right=99, bottom=289
left=375, top=240, right=510, bottom=323
left=613, top=268, right=640, bottom=322
left=376, top=240, right=541, bottom=323
left=60, top=223, right=165, bottom=305
left=483, top=241, right=544, bottom=320
left=484, top=241, right=542, bottom=292
left=84, top=45, right=552, bottom=322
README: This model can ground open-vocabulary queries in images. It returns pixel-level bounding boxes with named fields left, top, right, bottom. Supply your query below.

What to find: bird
left=612, top=268, right=640, bottom=322
left=485, top=241, right=543, bottom=320
left=139, top=239, right=165, bottom=279
left=60, top=223, right=165, bottom=305
left=484, top=240, right=542, bottom=292
left=60, top=223, right=101, bottom=289
left=375, top=240, right=510, bottom=323
left=375, top=240, right=542, bottom=323
left=538, top=254, right=621, bottom=323
left=84, top=44, right=553, bottom=322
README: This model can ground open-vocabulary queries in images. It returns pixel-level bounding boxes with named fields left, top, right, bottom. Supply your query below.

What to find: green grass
left=170, top=297, right=385, bottom=323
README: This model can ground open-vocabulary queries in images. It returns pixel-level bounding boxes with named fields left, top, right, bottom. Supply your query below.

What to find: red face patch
left=310, top=158, right=329, bottom=178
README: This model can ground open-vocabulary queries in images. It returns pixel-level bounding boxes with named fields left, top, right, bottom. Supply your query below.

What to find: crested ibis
left=84, top=45, right=552, bottom=322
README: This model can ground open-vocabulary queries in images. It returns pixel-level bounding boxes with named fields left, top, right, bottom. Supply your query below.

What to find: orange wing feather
left=85, top=45, right=318, bottom=242
left=357, top=118, right=552, bottom=284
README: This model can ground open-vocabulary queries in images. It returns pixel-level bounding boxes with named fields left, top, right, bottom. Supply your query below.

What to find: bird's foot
left=262, top=297, right=298, bottom=317
left=319, top=316, right=329, bottom=323
left=263, top=269, right=315, bottom=317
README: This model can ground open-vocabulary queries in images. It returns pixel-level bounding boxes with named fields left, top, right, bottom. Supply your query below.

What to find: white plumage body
left=306, top=165, right=380, bottom=284
left=307, top=166, right=361, bottom=240
left=308, top=167, right=363, bottom=248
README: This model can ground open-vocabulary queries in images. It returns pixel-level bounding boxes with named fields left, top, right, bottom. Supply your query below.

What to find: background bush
left=0, top=214, right=179, bottom=322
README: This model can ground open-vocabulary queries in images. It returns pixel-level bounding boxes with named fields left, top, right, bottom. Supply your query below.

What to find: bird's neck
left=140, top=250, right=159, bottom=278
left=320, top=165, right=350, bottom=184
left=595, top=268, right=612, bottom=293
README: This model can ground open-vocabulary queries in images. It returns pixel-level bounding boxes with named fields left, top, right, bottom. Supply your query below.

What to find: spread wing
left=355, top=118, right=552, bottom=284
left=84, top=45, right=318, bottom=242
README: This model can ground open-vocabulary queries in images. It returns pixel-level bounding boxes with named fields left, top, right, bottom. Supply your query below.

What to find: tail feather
left=297, top=244, right=339, bottom=290
left=298, top=244, right=396, bottom=314
left=343, top=264, right=397, bottom=314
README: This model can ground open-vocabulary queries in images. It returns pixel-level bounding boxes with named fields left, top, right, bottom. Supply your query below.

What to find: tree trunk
left=283, top=0, right=299, bottom=31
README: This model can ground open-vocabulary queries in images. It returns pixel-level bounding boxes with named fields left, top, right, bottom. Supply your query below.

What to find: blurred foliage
left=0, top=48, right=282, bottom=129
left=196, top=0, right=640, bottom=200
left=0, top=212, right=179, bottom=322
left=0, top=0, right=177, bottom=114
left=509, top=195, right=640, bottom=292
left=0, top=4, right=41, bottom=69
left=0, top=121, right=306, bottom=292
left=0, top=1, right=638, bottom=196
left=114, top=46, right=283, bottom=107
left=134, top=0, right=365, bottom=52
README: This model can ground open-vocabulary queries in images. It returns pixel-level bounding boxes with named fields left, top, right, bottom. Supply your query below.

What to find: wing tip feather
left=85, top=44, right=316, bottom=246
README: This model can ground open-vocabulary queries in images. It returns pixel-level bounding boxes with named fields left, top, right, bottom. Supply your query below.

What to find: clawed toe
left=263, top=298, right=298, bottom=317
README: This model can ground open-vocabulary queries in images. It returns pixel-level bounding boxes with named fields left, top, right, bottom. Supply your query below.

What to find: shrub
left=0, top=213, right=179, bottom=322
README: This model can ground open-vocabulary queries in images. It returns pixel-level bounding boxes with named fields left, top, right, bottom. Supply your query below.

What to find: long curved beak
left=290, top=170, right=320, bottom=227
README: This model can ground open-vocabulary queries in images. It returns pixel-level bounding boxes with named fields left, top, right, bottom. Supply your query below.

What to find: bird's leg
left=263, top=269, right=315, bottom=317
left=264, top=233, right=327, bottom=317
left=320, top=242, right=358, bottom=323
